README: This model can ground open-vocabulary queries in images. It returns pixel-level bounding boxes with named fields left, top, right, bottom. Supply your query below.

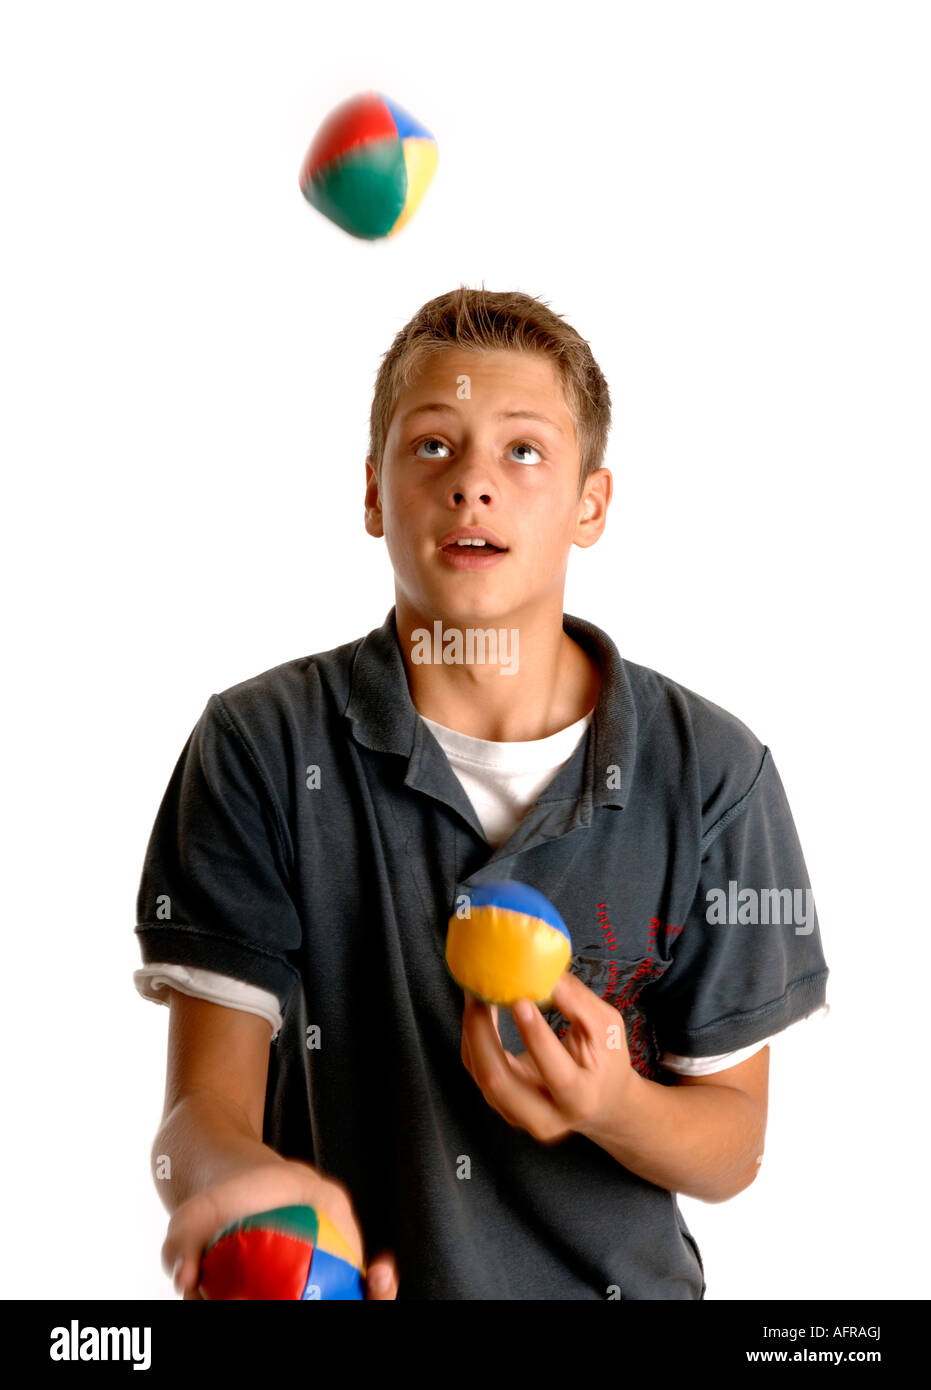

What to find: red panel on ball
left=300, top=91, right=396, bottom=181
left=200, top=1228, right=314, bottom=1301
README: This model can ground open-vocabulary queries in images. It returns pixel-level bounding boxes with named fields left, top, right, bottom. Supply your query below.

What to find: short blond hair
left=368, top=284, right=611, bottom=499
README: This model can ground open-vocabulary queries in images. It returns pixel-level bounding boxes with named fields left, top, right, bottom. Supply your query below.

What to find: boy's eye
left=509, top=442, right=542, bottom=465
left=414, top=438, right=543, bottom=465
left=415, top=438, right=451, bottom=459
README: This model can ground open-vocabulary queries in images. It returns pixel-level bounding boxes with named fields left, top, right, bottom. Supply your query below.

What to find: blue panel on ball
left=467, top=880, right=570, bottom=942
left=379, top=92, right=434, bottom=142
left=301, top=1247, right=365, bottom=1301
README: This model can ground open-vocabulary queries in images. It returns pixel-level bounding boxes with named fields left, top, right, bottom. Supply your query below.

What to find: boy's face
left=364, top=348, right=610, bottom=627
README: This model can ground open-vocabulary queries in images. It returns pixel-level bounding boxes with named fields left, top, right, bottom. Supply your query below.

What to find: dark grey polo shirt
left=135, top=605, right=829, bottom=1300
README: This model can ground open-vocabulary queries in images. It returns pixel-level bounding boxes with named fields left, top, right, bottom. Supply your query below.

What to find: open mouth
left=441, top=541, right=506, bottom=554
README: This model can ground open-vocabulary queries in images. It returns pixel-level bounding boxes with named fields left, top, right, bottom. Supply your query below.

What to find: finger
left=365, top=1252, right=399, bottom=1301
left=468, top=1004, right=563, bottom=1089
left=162, top=1191, right=224, bottom=1298
left=462, top=992, right=503, bottom=1071
left=172, top=1254, right=201, bottom=1298
left=163, top=1231, right=187, bottom=1282
left=463, top=999, right=501, bottom=1056
left=465, top=994, right=568, bottom=1133
left=461, top=993, right=475, bottom=1072
left=505, top=1048, right=550, bottom=1092
left=463, top=994, right=500, bottom=1030
left=547, top=968, right=604, bottom=1031
left=510, top=997, right=583, bottom=1101
left=552, top=971, right=633, bottom=1066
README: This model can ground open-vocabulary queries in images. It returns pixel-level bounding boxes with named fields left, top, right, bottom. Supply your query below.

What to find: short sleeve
left=648, top=747, right=829, bottom=1057
left=133, top=962, right=284, bottom=1036
left=134, top=694, right=303, bottom=1015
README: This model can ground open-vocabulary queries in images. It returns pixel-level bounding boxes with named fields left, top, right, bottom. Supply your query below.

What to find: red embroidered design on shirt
left=544, top=905, right=684, bottom=1080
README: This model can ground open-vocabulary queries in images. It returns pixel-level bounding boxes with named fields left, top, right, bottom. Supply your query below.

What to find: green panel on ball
left=302, top=136, right=407, bottom=240
left=203, top=1202, right=319, bottom=1255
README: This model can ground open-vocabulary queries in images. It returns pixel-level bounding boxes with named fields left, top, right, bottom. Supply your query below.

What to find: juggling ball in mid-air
left=299, top=90, right=438, bottom=240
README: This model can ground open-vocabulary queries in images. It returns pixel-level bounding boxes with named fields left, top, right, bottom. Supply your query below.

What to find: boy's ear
left=573, top=467, right=612, bottom=549
left=364, top=456, right=384, bottom=538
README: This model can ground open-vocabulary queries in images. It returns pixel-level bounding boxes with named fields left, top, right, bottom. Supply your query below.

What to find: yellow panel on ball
left=387, top=136, right=440, bottom=237
left=446, top=880, right=572, bottom=1006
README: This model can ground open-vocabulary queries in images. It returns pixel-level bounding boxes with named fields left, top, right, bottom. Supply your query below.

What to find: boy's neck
left=393, top=595, right=602, bottom=743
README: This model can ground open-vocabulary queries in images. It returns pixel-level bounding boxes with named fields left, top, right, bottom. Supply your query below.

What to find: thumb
left=365, top=1250, right=399, bottom=1301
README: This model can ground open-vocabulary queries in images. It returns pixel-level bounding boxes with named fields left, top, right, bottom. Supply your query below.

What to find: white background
left=2, top=0, right=928, bottom=1302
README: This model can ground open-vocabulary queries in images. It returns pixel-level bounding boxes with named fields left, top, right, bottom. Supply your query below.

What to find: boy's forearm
left=150, top=1092, right=291, bottom=1214
left=578, top=1071, right=765, bottom=1203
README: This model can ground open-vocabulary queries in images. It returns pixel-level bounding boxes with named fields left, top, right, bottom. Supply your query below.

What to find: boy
left=135, top=286, right=829, bottom=1300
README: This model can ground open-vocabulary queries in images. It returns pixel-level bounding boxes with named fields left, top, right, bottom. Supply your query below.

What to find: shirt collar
left=343, top=605, right=635, bottom=813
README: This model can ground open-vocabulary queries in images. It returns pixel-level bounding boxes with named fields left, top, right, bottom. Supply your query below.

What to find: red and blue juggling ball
left=198, top=1204, right=366, bottom=1301
left=299, top=90, right=438, bottom=240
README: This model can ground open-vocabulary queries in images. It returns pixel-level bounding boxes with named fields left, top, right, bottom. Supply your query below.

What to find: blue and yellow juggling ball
left=446, top=880, right=572, bottom=1007
left=198, top=1204, right=365, bottom=1301
left=299, top=90, right=438, bottom=240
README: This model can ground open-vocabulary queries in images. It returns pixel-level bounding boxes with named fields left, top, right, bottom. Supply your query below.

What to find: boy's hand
left=461, top=969, right=638, bottom=1144
left=162, top=1159, right=399, bottom=1301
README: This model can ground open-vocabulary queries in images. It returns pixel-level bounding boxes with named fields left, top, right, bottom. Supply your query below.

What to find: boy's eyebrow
left=401, top=402, right=564, bottom=435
